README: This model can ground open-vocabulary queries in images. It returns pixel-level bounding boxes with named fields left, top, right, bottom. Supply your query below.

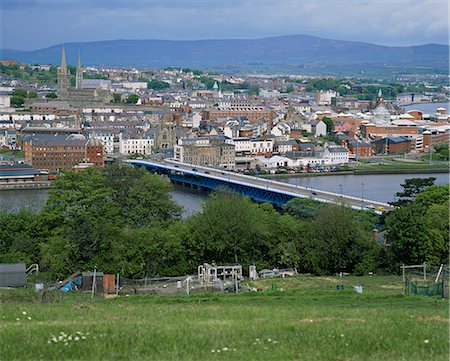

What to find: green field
left=1, top=275, right=448, bottom=361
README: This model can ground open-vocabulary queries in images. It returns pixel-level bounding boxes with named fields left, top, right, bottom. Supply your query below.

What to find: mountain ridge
left=1, top=35, right=448, bottom=70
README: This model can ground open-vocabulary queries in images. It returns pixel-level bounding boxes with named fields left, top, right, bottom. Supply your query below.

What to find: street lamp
left=361, top=182, right=365, bottom=209
left=338, top=184, right=343, bottom=196
left=429, top=133, right=433, bottom=164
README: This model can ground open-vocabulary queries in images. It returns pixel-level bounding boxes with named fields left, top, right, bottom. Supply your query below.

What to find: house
left=323, top=146, right=349, bottom=165
left=276, top=140, right=298, bottom=154
left=119, top=130, right=154, bottom=156
left=308, top=119, right=327, bottom=136
left=348, top=141, right=372, bottom=157
left=255, top=155, right=295, bottom=170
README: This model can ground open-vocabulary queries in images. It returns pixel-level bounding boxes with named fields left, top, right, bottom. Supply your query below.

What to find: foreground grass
left=1, top=275, right=448, bottom=361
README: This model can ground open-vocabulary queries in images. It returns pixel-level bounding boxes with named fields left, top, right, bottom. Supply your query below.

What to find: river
left=1, top=172, right=448, bottom=215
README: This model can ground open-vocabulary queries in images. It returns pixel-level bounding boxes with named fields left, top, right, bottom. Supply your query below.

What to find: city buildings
left=22, top=134, right=104, bottom=171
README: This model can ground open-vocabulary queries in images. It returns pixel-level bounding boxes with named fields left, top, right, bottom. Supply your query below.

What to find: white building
left=323, top=146, right=349, bottom=165
left=88, top=132, right=115, bottom=155
left=82, top=107, right=123, bottom=114
left=119, top=133, right=153, bottom=156
left=308, top=119, right=327, bottom=137
left=0, top=94, right=11, bottom=109
left=255, top=155, right=294, bottom=170
left=315, top=90, right=338, bottom=105
left=122, top=82, right=147, bottom=90
left=225, top=138, right=274, bottom=156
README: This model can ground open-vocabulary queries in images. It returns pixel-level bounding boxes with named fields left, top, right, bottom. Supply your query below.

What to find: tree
left=12, top=88, right=27, bottom=98
left=27, top=91, right=37, bottom=98
left=313, top=204, right=380, bottom=274
left=147, top=80, right=170, bottom=90
left=434, top=144, right=449, bottom=161
left=185, top=192, right=273, bottom=268
left=322, top=117, right=334, bottom=134
left=45, top=92, right=57, bottom=99
left=389, top=177, right=435, bottom=207
left=10, top=95, right=25, bottom=107
left=126, top=94, right=139, bottom=104
left=112, top=93, right=122, bottom=103
left=385, top=185, right=449, bottom=266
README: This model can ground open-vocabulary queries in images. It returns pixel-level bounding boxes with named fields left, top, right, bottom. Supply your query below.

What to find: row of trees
left=0, top=164, right=448, bottom=280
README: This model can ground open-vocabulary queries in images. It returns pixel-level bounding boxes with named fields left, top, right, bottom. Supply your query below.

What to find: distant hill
left=1, top=35, right=448, bottom=71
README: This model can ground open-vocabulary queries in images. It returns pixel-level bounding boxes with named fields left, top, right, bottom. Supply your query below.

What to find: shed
left=0, top=263, right=27, bottom=287
left=81, top=272, right=104, bottom=292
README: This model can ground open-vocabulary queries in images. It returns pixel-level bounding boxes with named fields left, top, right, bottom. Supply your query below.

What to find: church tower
left=75, top=51, right=83, bottom=90
left=376, top=89, right=384, bottom=105
left=57, top=45, right=70, bottom=99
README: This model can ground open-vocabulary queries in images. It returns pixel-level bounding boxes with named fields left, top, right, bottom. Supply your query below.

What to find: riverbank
left=0, top=182, right=52, bottom=191
left=261, top=166, right=449, bottom=179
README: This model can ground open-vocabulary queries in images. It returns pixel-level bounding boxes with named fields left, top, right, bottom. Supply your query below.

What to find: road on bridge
left=161, top=159, right=393, bottom=212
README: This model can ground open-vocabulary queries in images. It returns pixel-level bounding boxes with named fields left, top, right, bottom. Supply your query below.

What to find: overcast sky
left=1, top=0, right=448, bottom=50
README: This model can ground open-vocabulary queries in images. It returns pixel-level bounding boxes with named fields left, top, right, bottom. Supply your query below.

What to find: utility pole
left=91, top=267, right=97, bottom=300
left=361, top=182, right=365, bottom=209
left=429, top=133, right=433, bottom=164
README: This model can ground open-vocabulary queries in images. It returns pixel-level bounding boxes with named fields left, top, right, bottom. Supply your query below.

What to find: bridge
left=126, top=159, right=393, bottom=213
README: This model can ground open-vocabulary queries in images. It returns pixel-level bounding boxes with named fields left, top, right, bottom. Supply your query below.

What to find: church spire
left=377, top=89, right=384, bottom=105
left=61, top=45, right=68, bottom=73
left=57, top=44, right=70, bottom=98
left=76, top=50, right=83, bottom=89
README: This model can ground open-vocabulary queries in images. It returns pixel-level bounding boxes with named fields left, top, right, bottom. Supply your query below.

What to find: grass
left=0, top=275, right=448, bottom=360
left=350, top=163, right=449, bottom=171
left=0, top=149, right=23, bottom=158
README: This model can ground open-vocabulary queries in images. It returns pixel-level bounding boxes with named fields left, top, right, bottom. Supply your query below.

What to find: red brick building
left=348, top=141, right=372, bottom=157
left=22, top=134, right=104, bottom=172
left=371, top=137, right=412, bottom=155
left=203, top=106, right=273, bottom=125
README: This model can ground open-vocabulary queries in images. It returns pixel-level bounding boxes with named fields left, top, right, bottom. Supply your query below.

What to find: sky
left=1, top=0, right=449, bottom=50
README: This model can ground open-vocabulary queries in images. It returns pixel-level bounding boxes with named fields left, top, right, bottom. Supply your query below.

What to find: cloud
left=1, top=0, right=448, bottom=50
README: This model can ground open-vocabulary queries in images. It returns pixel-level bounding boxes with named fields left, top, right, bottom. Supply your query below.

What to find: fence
left=402, top=264, right=449, bottom=298
left=120, top=275, right=241, bottom=296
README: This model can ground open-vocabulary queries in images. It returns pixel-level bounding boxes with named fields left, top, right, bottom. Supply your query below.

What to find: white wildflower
left=222, top=347, right=228, bottom=351
left=340, top=334, right=344, bottom=337
left=424, top=339, right=429, bottom=344
left=211, top=350, right=215, bottom=353
left=27, top=317, right=32, bottom=320
left=267, top=338, right=272, bottom=342
left=22, top=311, right=27, bottom=315
left=74, top=336, right=80, bottom=341
left=16, top=318, right=20, bottom=321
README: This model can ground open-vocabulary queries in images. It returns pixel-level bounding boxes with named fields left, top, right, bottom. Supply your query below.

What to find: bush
left=0, top=287, right=38, bottom=303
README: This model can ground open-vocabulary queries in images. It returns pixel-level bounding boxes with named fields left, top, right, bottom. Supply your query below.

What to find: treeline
left=302, top=78, right=404, bottom=100
left=0, top=164, right=448, bottom=279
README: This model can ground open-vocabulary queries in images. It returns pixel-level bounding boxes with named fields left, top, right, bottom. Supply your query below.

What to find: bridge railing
left=128, top=159, right=391, bottom=209
left=162, top=159, right=390, bottom=207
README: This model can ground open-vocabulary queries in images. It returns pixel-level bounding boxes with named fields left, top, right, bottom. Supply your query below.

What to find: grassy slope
left=0, top=275, right=448, bottom=361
